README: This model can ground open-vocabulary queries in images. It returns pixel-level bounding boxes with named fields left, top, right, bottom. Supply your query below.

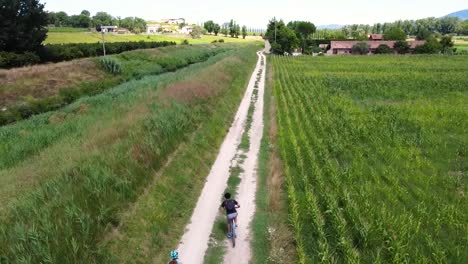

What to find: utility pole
left=274, top=17, right=277, bottom=44
left=101, top=25, right=106, bottom=56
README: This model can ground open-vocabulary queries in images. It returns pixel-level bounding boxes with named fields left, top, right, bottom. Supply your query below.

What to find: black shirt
left=221, top=199, right=238, bottom=215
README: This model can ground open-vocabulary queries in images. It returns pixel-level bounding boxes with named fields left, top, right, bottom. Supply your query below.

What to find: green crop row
left=271, top=55, right=467, bottom=263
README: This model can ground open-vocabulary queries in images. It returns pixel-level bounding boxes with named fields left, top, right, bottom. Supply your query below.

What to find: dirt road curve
left=176, top=50, right=266, bottom=264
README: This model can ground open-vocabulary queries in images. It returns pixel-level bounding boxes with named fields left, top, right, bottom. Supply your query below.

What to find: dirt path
left=177, top=51, right=266, bottom=264
left=223, top=51, right=266, bottom=264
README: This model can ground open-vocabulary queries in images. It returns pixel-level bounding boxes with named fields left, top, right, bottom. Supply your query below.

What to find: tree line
left=47, top=10, right=147, bottom=33
left=314, top=17, right=468, bottom=40
left=203, top=20, right=248, bottom=39
left=264, top=16, right=461, bottom=55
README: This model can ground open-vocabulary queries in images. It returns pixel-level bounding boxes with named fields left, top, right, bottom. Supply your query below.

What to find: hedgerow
left=0, top=41, right=176, bottom=69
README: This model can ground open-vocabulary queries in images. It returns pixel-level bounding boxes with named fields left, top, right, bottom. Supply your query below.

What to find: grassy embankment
left=272, top=55, right=467, bottom=263
left=45, top=32, right=260, bottom=45
left=0, top=44, right=230, bottom=125
left=251, top=56, right=297, bottom=264
left=0, top=43, right=260, bottom=263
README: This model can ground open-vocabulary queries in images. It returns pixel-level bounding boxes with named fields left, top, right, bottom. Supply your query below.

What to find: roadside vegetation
left=271, top=55, right=467, bottom=263
left=0, top=44, right=231, bottom=125
left=0, top=43, right=260, bottom=263
left=251, top=58, right=297, bottom=264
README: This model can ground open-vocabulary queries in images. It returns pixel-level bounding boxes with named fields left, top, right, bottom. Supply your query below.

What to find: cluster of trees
left=47, top=10, right=92, bottom=28
left=314, top=17, right=468, bottom=40
left=351, top=36, right=455, bottom=55
left=1, top=0, right=48, bottom=53
left=47, top=10, right=147, bottom=33
left=265, top=18, right=317, bottom=54
left=118, top=17, right=147, bottom=33
left=203, top=20, right=248, bottom=39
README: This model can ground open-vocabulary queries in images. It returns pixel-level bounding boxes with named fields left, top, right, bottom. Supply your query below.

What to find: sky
left=40, top=0, right=467, bottom=28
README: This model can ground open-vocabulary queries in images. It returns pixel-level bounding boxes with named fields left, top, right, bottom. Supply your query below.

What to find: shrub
left=59, top=87, right=83, bottom=104
left=99, top=57, right=122, bottom=75
left=440, top=35, right=454, bottom=54
left=218, top=39, right=225, bottom=43
left=211, top=40, right=218, bottom=43
left=270, top=42, right=283, bottom=54
left=352, top=42, right=369, bottom=55
left=394, top=40, right=410, bottom=54
left=304, top=45, right=322, bottom=55
left=181, top=39, right=189, bottom=45
left=414, top=38, right=442, bottom=54
left=0, top=52, right=40, bottom=69
left=375, top=44, right=392, bottom=54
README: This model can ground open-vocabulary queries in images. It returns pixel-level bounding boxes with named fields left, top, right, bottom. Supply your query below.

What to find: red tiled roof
left=369, top=34, right=383, bottom=40
left=330, top=40, right=426, bottom=50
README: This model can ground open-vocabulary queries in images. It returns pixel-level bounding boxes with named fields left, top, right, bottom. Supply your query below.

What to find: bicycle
left=228, top=217, right=237, bottom=247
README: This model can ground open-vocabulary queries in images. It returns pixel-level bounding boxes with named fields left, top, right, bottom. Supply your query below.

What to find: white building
left=100, top=26, right=118, bottom=33
left=178, top=26, right=193, bottom=34
left=146, top=24, right=161, bottom=34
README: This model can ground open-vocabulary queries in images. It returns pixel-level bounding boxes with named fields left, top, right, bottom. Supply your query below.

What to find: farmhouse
left=147, top=24, right=161, bottom=34
left=100, top=26, right=118, bottom=33
left=178, top=26, right=193, bottom=34
left=326, top=40, right=426, bottom=54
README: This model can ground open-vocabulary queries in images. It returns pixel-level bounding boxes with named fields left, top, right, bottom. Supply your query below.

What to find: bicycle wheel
left=231, top=220, right=236, bottom=247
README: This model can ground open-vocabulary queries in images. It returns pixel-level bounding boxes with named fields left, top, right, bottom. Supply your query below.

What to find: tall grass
left=272, top=55, right=467, bottom=263
left=0, top=44, right=260, bottom=263
left=0, top=45, right=229, bottom=126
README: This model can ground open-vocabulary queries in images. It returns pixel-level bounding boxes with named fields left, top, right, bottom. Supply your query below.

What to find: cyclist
left=220, top=192, right=240, bottom=238
left=168, top=250, right=181, bottom=264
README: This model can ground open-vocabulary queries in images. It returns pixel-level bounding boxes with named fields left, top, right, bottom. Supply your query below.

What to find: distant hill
left=317, top=24, right=344, bottom=30
left=444, top=9, right=468, bottom=20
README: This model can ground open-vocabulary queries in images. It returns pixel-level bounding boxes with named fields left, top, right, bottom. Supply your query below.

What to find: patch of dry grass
left=0, top=59, right=104, bottom=108
left=159, top=57, right=237, bottom=103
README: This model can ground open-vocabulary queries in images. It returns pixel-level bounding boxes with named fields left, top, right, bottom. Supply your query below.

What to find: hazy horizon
left=40, top=0, right=466, bottom=28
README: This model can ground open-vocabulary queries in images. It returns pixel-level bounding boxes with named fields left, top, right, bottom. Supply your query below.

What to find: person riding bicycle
left=220, top=192, right=240, bottom=238
left=168, top=250, right=181, bottom=264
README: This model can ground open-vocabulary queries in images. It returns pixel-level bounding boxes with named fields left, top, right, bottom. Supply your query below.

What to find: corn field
left=271, top=55, right=467, bottom=263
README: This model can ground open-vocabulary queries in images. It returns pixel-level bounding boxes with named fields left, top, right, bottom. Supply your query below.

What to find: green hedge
left=0, top=52, right=40, bottom=68
left=0, top=41, right=176, bottom=69
left=38, top=41, right=176, bottom=62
